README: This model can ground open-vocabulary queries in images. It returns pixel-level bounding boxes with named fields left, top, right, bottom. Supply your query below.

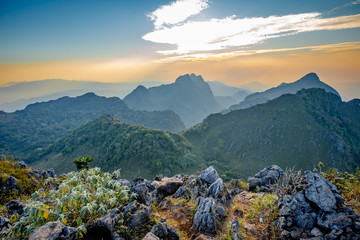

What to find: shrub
left=73, top=155, right=95, bottom=170
left=271, top=167, right=305, bottom=197
left=3, top=168, right=135, bottom=239
left=248, top=193, right=278, bottom=221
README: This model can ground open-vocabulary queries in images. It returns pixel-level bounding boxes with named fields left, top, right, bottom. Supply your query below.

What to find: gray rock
left=231, top=218, right=242, bottom=240
left=304, top=172, right=339, bottom=213
left=216, top=206, right=226, bottom=218
left=86, top=208, right=123, bottom=240
left=324, top=229, right=343, bottom=240
left=317, top=212, right=353, bottom=231
left=207, top=178, right=223, bottom=198
left=143, top=232, right=160, bottom=240
left=131, top=178, right=154, bottom=206
left=47, top=168, right=56, bottom=178
left=192, top=186, right=199, bottom=201
left=247, top=165, right=283, bottom=191
left=173, top=186, right=190, bottom=199
left=5, top=175, right=18, bottom=190
left=156, top=177, right=183, bottom=196
left=310, top=227, right=323, bottom=237
left=295, top=212, right=317, bottom=230
left=123, top=201, right=151, bottom=228
left=6, top=200, right=24, bottom=215
left=151, top=219, right=180, bottom=240
left=0, top=216, right=10, bottom=232
left=15, top=161, right=27, bottom=168
left=29, top=221, right=76, bottom=240
left=117, top=179, right=131, bottom=189
left=192, top=197, right=216, bottom=234
left=188, top=179, right=197, bottom=189
left=199, top=166, right=219, bottom=185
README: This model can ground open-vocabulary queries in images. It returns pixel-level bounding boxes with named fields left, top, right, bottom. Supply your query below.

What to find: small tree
left=73, top=156, right=94, bottom=170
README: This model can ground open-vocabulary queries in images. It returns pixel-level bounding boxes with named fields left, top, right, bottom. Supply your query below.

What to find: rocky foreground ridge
left=1, top=160, right=360, bottom=239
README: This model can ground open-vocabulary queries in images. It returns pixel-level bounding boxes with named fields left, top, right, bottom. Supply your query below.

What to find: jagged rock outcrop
left=6, top=200, right=24, bottom=215
left=150, top=218, right=180, bottom=240
left=277, top=171, right=360, bottom=239
left=123, top=201, right=151, bottom=229
left=28, top=221, right=77, bottom=240
left=199, top=166, right=219, bottom=185
left=247, top=165, right=283, bottom=191
left=207, top=178, right=224, bottom=198
left=231, top=218, right=242, bottom=240
left=86, top=208, right=123, bottom=240
left=173, top=186, right=191, bottom=199
left=0, top=216, right=10, bottom=233
left=192, top=197, right=216, bottom=234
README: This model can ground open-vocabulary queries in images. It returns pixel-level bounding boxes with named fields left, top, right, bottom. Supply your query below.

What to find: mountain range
left=227, top=73, right=340, bottom=112
left=123, top=73, right=223, bottom=127
left=0, top=93, right=185, bottom=160
left=29, top=88, right=360, bottom=180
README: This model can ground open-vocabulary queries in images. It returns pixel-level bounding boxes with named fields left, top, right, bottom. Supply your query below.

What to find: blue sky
left=1, top=0, right=359, bottom=62
left=0, top=0, right=359, bottom=99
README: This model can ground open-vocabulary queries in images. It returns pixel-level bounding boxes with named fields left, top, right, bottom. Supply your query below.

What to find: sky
left=0, top=0, right=360, bottom=98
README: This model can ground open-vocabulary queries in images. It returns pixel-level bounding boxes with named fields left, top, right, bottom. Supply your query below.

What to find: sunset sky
left=0, top=0, right=359, bottom=98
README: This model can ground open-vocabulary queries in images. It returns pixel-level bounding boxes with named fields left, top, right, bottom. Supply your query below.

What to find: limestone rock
left=207, top=178, right=223, bottom=198
left=247, top=165, right=283, bottom=191
left=6, top=200, right=24, bottom=215
left=123, top=201, right=151, bottom=228
left=199, top=166, right=219, bottom=185
left=192, top=197, right=216, bottom=234
left=29, top=221, right=76, bottom=240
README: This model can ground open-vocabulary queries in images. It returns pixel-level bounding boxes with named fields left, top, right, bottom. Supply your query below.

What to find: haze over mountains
left=123, top=74, right=223, bottom=127
left=0, top=72, right=359, bottom=180
left=0, top=79, right=162, bottom=112
left=30, top=88, right=360, bottom=179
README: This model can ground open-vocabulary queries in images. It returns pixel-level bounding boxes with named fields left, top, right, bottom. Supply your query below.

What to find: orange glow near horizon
left=1, top=44, right=359, bottom=98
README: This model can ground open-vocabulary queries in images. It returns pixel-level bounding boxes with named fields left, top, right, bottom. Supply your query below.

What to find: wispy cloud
left=143, top=12, right=360, bottom=59
left=154, top=42, right=360, bottom=63
left=148, top=0, right=209, bottom=29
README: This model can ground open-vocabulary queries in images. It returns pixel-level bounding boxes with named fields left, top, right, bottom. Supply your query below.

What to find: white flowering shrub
left=4, top=168, right=136, bottom=239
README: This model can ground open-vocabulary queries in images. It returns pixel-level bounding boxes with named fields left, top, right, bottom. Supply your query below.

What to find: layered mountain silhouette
left=227, top=73, right=340, bottom=112
left=0, top=93, right=185, bottom=160
left=30, top=88, right=360, bottom=180
left=123, top=74, right=223, bottom=127
left=208, top=81, right=252, bottom=108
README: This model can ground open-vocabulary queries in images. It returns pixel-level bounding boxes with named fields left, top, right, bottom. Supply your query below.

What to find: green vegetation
left=184, top=89, right=360, bottom=180
left=73, top=156, right=95, bottom=170
left=31, top=114, right=197, bottom=179
left=247, top=194, right=278, bottom=222
left=0, top=158, right=42, bottom=205
left=3, top=168, right=134, bottom=239
left=0, top=92, right=185, bottom=160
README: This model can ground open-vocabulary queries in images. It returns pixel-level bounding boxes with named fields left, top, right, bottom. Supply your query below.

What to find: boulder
left=6, top=200, right=24, bottom=215
left=231, top=218, right=242, bottom=240
left=199, top=166, right=219, bottom=185
left=155, top=177, right=183, bottom=196
left=117, top=179, right=131, bottom=189
left=47, top=168, right=56, bottom=178
left=173, top=186, right=190, bottom=199
left=29, top=221, right=76, bottom=240
left=123, top=201, right=151, bottom=228
left=86, top=208, right=123, bottom=239
left=207, top=178, right=223, bottom=198
left=131, top=178, right=154, bottom=206
left=143, top=232, right=160, bottom=240
left=192, top=197, right=216, bottom=234
left=151, top=219, right=180, bottom=240
left=5, top=175, right=19, bottom=190
left=304, top=172, right=342, bottom=212
left=215, top=206, right=226, bottom=218
left=0, top=216, right=10, bottom=232
left=247, top=165, right=283, bottom=191
left=277, top=170, right=360, bottom=239
left=15, top=161, right=27, bottom=168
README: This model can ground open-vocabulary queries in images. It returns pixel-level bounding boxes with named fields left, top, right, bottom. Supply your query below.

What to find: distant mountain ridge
left=123, top=73, right=223, bottom=127
left=0, top=92, right=185, bottom=160
left=227, top=73, right=340, bottom=112
left=28, top=88, right=360, bottom=180
left=0, top=79, right=163, bottom=112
